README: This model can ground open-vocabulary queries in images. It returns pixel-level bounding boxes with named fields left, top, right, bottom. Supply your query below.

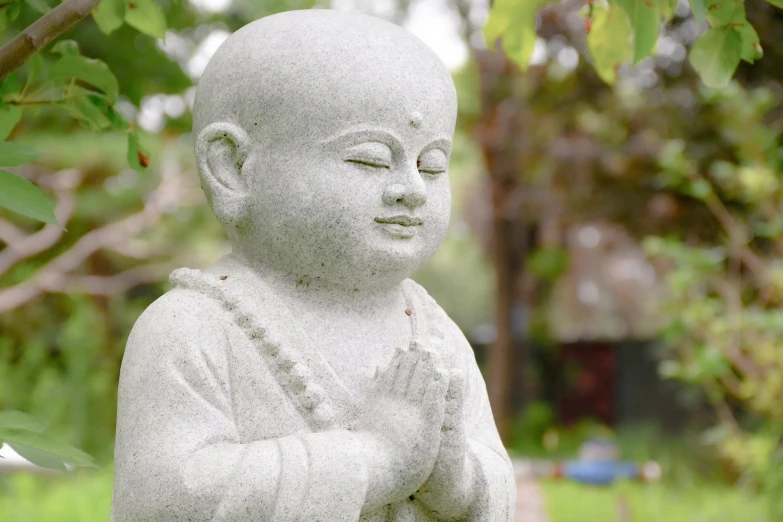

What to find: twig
left=712, top=277, right=760, bottom=379
left=0, top=160, right=197, bottom=314
left=694, top=174, right=767, bottom=278
left=39, top=262, right=175, bottom=294
left=0, top=0, right=103, bottom=82
left=0, top=169, right=82, bottom=276
left=705, top=380, right=741, bottom=432
left=0, top=218, right=25, bottom=245
left=109, top=239, right=163, bottom=260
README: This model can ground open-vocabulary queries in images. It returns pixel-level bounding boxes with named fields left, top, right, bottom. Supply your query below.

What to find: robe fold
left=111, top=255, right=515, bottom=521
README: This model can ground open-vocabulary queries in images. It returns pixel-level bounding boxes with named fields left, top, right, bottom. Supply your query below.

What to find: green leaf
left=660, top=0, right=679, bottom=18
left=695, top=346, right=730, bottom=378
left=484, top=0, right=556, bottom=71
left=0, top=411, right=47, bottom=432
left=57, top=94, right=112, bottom=131
left=51, top=40, right=80, bottom=56
left=0, top=170, right=58, bottom=225
left=587, top=5, right=633, bottom=84
left=527, top=246, right=570, bottom=280
left=689, top=178, right=713, bottom=199
left=24, top=0, right=50, bottom=14
left=689, top=0, right=707, bottom=23
left=127, top=129, right=150, bottom=171
left=501, top=26, right=537, bottom=72
left=689, top=26, right=742, bottom=88
left=0, top=105, right=22, bottom=140
left=615, top=0, right=661, bottom=64
left=0, top=429, right=95, bottom=468
left=768, top=0, right=783, bottom=8
left=0, top=73, right=21, bottom=98
left=108, top=105, right=129, bottom=131
left=25, top=53, right=45, bottom=92
left=0, top=2, right=21, bottom=34
left=92, top=0, right=125, bottom=35
left=49, top=54, right=119, bottom=104
left=706, top=0, right=744, bottom=25
left=736, top=21, right=763, bottom=63
left=5, top=442, right=66, bottom=472
left=0, top=141, right=42, bottom=166
left=483, top=0, right=512, bottom=50
left=125, top=0, right=167, bottom=40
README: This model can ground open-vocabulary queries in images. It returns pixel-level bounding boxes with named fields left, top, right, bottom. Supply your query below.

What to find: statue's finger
left=446, top=369, right=465, bottom=404
left=378, top=347, right=406, bottom=390
left=406, top=354, right=435, bottom=399
left=424, top=368, right=450, bottom=405
left=443, top=369, right=465, bottom=428
left=392, top=349, right=421, bottom=395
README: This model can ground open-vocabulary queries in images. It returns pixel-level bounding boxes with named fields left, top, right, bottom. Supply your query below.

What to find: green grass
left=541, top=480, right=768, bottom=522
left=0, top=462, right=772, bottom=522
left=0, top=469, right=112, bottom=522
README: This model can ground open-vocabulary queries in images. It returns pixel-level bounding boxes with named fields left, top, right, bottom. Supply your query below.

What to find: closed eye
left=416, top=157, right=446, bottom=176
left=417, top=149, right=448, bottom=176
left=345, top=158, right=390, bottom=169
left=343, top=141, right=393, bottom=170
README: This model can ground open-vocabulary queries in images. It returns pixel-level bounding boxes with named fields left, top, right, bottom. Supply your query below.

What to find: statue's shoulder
left=125, top=270, right=230, bottom=359
left=401, top=279, right=468, bottom=344
left=401, top=278, right=439, bottom=309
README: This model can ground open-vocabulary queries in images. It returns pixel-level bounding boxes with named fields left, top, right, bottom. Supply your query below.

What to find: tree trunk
left=488, top=179, right=515, bottom=439
left=474, top=49, right=529, bottom=441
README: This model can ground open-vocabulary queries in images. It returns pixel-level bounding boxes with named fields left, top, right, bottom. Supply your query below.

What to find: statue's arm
left=416, top=323, right=516, bottom=521
left=460, top=347, right=517, bottom=522
left=110, top=290, right=371, bottom=522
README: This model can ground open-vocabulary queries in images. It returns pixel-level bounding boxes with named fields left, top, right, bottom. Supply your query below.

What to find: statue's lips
left=374, top=215, right=423, bottom=227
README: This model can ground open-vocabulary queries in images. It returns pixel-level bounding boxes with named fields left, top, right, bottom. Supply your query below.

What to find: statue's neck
left=219, top=251, right=406, bottom=317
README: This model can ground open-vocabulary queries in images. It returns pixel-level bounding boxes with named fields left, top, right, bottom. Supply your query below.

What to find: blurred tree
left=0, top=0, right=315, bottom=461
left=0, top=133, right=227, bottom=460
left=450, top=0, right=783, bottom=449
left=485, top=0, right=781, bottom=88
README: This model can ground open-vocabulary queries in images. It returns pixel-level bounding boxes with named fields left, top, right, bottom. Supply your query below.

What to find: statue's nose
left=382, top=181, right=427, bottom=209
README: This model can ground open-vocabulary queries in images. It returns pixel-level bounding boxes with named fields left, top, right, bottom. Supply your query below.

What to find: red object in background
left=557, top=341, right=616, bottom=426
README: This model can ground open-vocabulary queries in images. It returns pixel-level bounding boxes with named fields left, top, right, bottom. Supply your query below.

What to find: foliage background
left=1, top=0, right=783, bottom=520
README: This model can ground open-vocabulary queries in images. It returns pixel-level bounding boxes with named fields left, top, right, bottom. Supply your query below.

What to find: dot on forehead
left=408, top=112, right=424, bottom=129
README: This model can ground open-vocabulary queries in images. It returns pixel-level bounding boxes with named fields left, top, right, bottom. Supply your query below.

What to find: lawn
left=0, top=467, right=771, bottom=522
left=0, top=470, right=112, bottom=522
left=540, top=480, right=768, bottom=522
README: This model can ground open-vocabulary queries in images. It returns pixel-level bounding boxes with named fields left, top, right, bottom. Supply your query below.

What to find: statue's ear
left=196, top=122, right=251, bottom=228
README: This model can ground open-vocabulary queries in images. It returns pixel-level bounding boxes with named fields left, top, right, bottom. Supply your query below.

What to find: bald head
left=192, top=10, right=458, bottom=289
left=193, top=10, right=457, bottom=145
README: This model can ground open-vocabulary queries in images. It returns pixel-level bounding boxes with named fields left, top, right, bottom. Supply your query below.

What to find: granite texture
left=112, top=9, right=515, bottom=521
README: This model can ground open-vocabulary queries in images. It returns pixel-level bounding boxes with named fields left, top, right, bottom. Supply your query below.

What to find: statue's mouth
left=374, top=215, right=423, bottom=227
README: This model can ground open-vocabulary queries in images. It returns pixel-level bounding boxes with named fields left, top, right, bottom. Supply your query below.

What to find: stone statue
left=111, top=9, right=515, bottom=521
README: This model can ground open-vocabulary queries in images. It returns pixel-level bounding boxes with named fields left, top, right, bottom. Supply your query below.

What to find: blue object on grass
left=562, top=460, right=641, bottom=485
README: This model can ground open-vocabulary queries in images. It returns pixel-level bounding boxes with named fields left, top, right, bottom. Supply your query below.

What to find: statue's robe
left=111, top=255, right=515, bottom=521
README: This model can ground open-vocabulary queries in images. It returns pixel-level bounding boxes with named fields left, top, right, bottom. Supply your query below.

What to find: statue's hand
left=416, top=369, right=475, bottom=518
left=357, top=342, right=449, bottom=511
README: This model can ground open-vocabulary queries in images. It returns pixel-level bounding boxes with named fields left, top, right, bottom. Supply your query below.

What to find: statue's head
left=193, top=9, right=457, bottom=290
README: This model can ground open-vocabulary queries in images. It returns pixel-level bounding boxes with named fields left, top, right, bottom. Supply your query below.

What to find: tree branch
left=0, top=162, right=197, bottom=315
left=0, top=218, right=25, bottom=245
left=0, top=169, right=82, bottom=277
left=0, top=0, right=102, bottom=82
left=39, top=262, right=175, bottom=295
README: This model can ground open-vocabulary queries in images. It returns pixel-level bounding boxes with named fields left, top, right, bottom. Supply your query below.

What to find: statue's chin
left=232, top=229, right=441, bottom=290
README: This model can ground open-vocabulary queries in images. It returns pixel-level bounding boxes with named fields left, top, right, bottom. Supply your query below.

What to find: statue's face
left=194, top=10, right=458, bottom=289
left=240, top=94, right=454, bottom=289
